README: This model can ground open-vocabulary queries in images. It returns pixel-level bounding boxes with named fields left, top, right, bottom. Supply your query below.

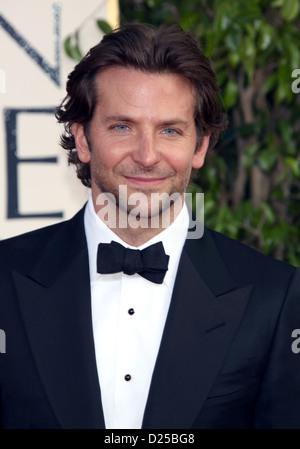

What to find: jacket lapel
left=11, top=207, right=253, bottom=429
left=12, top=209, right=105, bottom=429
left=142, top=230, right=253, bottom=429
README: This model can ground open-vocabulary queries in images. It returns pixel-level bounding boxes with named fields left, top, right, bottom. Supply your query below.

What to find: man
left=0, top=23, right=300, bottom=429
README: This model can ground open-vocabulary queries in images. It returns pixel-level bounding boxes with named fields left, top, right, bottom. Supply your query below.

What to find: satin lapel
left=143, top=231, right=253, bottom=429
left=12, top=210, right=105, bottom=429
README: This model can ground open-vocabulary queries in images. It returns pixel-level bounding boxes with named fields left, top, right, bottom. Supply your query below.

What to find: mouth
left=123, top=176, right=167, bottom=187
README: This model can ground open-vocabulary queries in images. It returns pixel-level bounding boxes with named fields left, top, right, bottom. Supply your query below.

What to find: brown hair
left=56, top=23, right=227, bottom=187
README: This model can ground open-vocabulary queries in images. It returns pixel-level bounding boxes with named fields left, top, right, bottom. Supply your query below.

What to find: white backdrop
left=0, top=0, right=119, bottom=239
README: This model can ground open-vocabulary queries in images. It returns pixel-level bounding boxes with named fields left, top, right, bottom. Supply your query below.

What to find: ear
left=71, top=123, right=91, bottom=164
left=192, top=134, right=210, bottom=169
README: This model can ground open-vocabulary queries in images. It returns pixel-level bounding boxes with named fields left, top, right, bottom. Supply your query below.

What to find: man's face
left=72, top=67, right=209, bottom=219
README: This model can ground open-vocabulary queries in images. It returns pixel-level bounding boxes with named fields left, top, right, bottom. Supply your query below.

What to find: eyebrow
left=103, top=115, right=134, bottom=123
left=159, top=119, right=191, bottom=127
left=103, top=115, right=191, bottom=127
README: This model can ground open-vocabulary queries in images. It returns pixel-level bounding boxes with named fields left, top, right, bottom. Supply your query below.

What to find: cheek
left=166, top=152, right=195, bottom=174
left=89, top=143, right=119, bottom=169
left=91, top=136, right=132, bottom=167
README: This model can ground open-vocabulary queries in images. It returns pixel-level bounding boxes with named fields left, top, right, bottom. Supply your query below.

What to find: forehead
left=93, top=67, right=196, bottom=118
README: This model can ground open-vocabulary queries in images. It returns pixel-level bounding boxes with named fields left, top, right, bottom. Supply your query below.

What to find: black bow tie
left=97, top=241, right=169, bottom=284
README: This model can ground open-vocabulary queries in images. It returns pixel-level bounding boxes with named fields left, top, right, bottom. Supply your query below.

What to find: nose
left=131, top=132, right=160, bottom=167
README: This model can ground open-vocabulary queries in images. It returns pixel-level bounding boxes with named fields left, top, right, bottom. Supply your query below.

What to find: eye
left=162, top=128, right=179, bottom=136
left=112, top=124, right=130, bottom=132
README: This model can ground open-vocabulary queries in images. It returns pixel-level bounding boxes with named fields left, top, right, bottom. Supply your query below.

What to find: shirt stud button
left=128, top=308, right=135, bottom=315
left=124, top=374, right=131, bottom=381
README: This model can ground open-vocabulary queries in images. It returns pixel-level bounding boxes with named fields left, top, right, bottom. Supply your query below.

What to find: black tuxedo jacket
left=1, top=206, right=300, bottom=429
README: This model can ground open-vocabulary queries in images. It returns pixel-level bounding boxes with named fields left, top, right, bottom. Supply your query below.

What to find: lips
left=123, top=176, right=167, bottom=187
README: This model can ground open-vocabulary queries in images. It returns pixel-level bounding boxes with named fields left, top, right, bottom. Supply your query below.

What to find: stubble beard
left=91, top=164, right=191, bottom=221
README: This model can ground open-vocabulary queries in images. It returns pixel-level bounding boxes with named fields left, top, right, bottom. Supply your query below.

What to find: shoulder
left=0, top=207, right=86, bottom=273
left=209, top=227, right=292, bottom=265
left=0, top=221, right=65, bottom=274
left=205, top=227, right=298, bottom=284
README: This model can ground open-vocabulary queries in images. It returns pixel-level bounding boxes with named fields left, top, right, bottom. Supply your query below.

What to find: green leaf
left=223, top=80, right=239, bottom=109
left=224, top=31, right=241, bottom=52
left=228, top=51, right=240, bottom=69
left=277, top=120, right=293, bottom=145
left=203, top=196, right=217, bottom=216
left=285, top=156, right=300, bottom=177
left=257, top=148, right=278, bottom=172
left=235, top=11, right=262, bottom=26
left=214, top=3, right=232, bottom=37
left=281, top=0, right=300, bottom=21
left=258, top=23, right=274, bottom=51
left=287, top=41, right=300, bottom=68
left=63, top=33, right=82, bottom=61
left=97, top=20, right=113, bottom=35
left=259, top=203, right=276, bottom=224
left=64, top=36, right=73, bottom=59
left=243, top=143, right=260, bottom=170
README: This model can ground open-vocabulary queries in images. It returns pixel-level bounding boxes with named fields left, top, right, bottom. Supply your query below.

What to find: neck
left=111, top=225, right=163, bottom=247
left=92, top=193, right=184, bottom=247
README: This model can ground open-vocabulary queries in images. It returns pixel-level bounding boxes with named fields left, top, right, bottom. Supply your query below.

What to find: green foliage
left=64, top=31, right=83, bottom=61
left=97, top=19, right=113, bottom=34
left=63, top=19, right=113, bottom=62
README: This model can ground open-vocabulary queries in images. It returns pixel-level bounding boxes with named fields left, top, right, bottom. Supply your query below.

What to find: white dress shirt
left=84, top=196, right=189, bottom=429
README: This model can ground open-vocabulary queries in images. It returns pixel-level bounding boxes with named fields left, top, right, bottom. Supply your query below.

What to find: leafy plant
left=64, top=16, right=113, bottom=61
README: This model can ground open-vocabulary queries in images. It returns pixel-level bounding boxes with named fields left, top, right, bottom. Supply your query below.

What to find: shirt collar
left=84, top=195, right=189, bottom=288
